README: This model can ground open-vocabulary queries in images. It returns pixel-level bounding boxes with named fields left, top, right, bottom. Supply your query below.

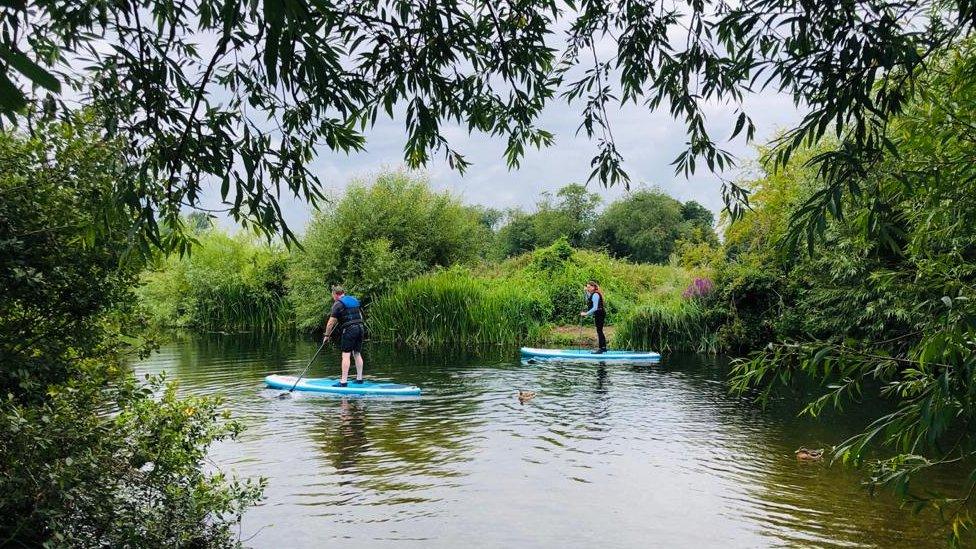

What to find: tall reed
left=136, top=230, right=293, bottom=331
left=367, top=270, right=551, bottom=346
left=612, top=299, right=715, bottom=353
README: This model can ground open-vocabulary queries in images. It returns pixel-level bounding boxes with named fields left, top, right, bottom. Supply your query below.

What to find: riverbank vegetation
left=368, top=241, right=697, bottom=346
left=5, top=0, right=976, bottom=544
left=0, top=120, right=262, bottom=546
left=135, top=172, right=712, bottom=343
left=137, top=228, right=292, bottom=331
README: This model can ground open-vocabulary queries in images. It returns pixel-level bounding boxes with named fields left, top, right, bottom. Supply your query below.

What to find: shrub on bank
left=136, top=230, right=291, bottom=331
left=288, top=171, right=491, bottom=330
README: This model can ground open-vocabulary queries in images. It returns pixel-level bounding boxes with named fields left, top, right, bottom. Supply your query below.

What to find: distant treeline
left=486, top=183, right=717, bottom=263
left=136, top=173, right=717, bottom=336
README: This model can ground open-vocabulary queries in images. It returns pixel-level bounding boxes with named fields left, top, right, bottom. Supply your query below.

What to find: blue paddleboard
left=520, top=347, right=661, bottom=363
left=265, top=374, right=421, bottom=396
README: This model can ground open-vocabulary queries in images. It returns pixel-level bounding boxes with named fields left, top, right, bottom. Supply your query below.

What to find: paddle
left=577, top=315, right=584, bottom=351
left=578, top=289, right=588, bottom=351
left=278, top=340, right=327, bottom=398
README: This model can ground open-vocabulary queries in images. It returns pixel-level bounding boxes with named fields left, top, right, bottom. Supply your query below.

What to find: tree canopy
left=2, top=0, right=974, bottom=253
left=495, top=183, right=601, bottom=256
left=590, top=190, right=716, bottom=264
left=288, top=171, right=489, bottom=329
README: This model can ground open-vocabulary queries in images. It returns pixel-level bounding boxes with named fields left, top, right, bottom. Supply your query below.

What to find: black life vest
left=337, top=295, right=364, bottom=328
left=587, top=290, right=605, bottom=313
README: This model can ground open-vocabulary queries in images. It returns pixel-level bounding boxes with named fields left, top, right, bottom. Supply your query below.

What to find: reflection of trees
left=636, top=353, right=950, bottom=548
left=136, top=332, right=301, bottom=384
left=317, top=398, right=370, bottom=472
left=309, top=396, right=481, bottom=498
left=308, top=350, right=486, bottom=498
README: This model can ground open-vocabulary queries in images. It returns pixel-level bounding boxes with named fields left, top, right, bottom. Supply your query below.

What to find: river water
left=133, top=334, right=955, bottom=548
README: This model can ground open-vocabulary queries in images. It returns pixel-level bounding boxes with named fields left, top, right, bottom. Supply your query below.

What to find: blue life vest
left=338, top=295, right=364, bottom=328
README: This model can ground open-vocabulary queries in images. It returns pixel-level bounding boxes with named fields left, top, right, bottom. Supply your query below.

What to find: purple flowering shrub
left=682, top=277, right=714, bottom=300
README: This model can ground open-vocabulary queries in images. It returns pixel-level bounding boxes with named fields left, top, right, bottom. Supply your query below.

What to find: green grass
left=612, top=298, right=715, bottom=353
left=367, top=269, right=551, bottom=346
left=368, top=241, right=701, bottom=348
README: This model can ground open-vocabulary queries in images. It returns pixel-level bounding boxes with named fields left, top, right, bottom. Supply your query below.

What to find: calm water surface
left=133, top=334, right=955, bottom=548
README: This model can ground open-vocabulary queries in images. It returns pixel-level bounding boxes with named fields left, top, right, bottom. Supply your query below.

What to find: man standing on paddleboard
left=580, top=280, right=607, bottom=354
left=323, top=285, right=366, bottom=387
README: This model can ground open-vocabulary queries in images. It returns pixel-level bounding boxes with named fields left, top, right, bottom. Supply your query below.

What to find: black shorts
left=339, top=323, right=364, bottom=353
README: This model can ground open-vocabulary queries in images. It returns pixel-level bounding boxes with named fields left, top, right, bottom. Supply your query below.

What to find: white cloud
left=243, top=88, right=803, bottom=237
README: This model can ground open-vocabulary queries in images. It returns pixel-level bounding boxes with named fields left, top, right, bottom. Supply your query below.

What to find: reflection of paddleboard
left=265, top=374, right=421, bottom=396
left=520, top=347, right=661, bottom=363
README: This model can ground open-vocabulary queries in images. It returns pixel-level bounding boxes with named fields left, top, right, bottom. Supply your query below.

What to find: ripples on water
left=133, top=335, right=953, bottom=548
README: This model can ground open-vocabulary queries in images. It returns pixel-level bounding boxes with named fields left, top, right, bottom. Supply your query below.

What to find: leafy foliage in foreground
left=0, top=115, right=139, bottom=399
left=0, top=121, right=261, bottom=546
left=1, top=370, right=264, bottom=547
left=4, top=0, right=973, bottom=258
left=725, top=46, right=976, bottom=544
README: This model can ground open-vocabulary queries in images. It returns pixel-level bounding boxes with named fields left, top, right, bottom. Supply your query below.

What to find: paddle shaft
left=577, top=315, right=584, bottom=350
left=287, top=340, right=327, bottom=393
left=578, top=291, right=587, bottom=350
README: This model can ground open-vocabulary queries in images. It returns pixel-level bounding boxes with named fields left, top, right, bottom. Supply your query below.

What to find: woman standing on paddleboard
left=580, top=280, right=607, bottom=354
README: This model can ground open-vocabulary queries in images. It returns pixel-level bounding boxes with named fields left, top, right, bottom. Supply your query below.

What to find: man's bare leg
left=353, top=351, right=364, bottom=381
left=340, top=351, right=351, bottom=383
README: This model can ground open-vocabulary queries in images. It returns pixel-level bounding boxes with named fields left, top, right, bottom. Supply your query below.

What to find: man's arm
left=323, top=316, right=338, bottom=341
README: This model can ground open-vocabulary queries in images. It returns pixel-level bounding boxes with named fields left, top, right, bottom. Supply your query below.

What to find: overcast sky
left=263, top=89, right=802, bottom=236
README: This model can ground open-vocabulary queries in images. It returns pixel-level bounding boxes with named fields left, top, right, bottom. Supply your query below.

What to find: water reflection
left=133, top=335, right=955, bottom=548
left=317, top=398, right=370, bottom=473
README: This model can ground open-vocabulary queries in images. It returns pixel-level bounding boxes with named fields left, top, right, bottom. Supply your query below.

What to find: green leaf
left=262, top=0, right=285, bottom=86
left=0, top=72, right=27, bottom=112
left=0, top=44, right=61, bottom=93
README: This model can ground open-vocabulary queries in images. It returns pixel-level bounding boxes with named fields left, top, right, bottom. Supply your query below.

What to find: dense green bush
left=288, top=171, right=490, bottom=330
left=725, top=44, right=976, bottom=539
left=495, top=184, right=602, bottom=257
left=137, top=229, right=291, bottom=331
left=0, top=119, right=261, bottom=547
left=702, top=257, right=788, bottom=353
left=1, top=370, right=264, bottom=547
left=589, top=190, right=717, bottom=264
left=0, top=119, right=139, bottom=400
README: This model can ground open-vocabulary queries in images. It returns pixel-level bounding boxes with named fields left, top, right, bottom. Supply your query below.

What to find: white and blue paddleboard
left=520, top=347, right=661, bottom=363
left=265, top=374, right=421, bottom=396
